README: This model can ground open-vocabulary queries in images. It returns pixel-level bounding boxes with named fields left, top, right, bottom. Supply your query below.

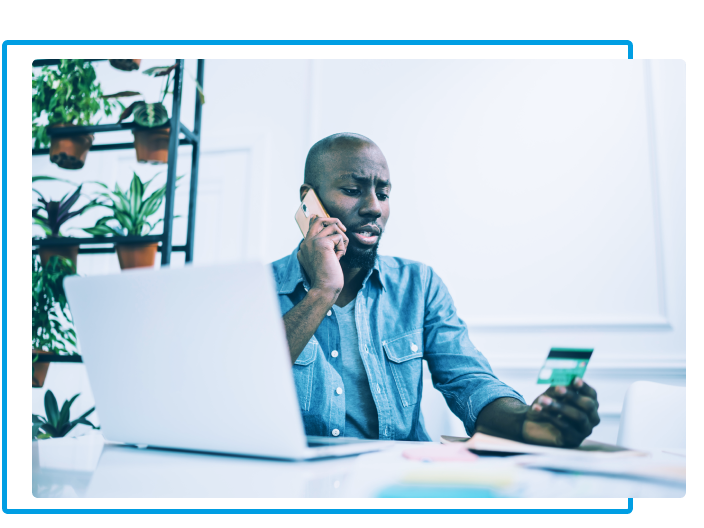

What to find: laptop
left=63, top=261, right=391, bottom=460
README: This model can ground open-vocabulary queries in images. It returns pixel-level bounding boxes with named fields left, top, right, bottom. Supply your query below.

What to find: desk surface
left=32, top=433, right=685, bottom=499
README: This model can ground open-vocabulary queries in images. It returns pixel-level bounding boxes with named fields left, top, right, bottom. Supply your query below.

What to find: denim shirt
left=271, top=245, right=525, bottom=441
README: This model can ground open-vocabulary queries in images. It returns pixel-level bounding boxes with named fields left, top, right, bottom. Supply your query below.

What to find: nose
left=359, top=191, right=382, bottom=219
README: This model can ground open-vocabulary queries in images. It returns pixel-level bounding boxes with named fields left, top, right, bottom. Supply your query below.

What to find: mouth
left=350, top=225, right=381, bottom=246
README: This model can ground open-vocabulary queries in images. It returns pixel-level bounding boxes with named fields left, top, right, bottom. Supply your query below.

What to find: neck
left=336, top=263, right=368, bottom=307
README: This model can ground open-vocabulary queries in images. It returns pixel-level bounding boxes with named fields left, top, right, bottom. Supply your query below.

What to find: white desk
left=32, top=433, right=685, bottom=499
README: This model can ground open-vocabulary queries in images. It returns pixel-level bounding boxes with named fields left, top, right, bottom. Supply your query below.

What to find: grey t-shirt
left=333, top=299, right=379, bottom=439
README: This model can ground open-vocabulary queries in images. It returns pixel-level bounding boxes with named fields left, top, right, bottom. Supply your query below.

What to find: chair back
left=617, top=380, right=685, bottom=451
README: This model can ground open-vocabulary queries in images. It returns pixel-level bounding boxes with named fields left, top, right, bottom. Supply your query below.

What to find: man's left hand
left=522, top=378, right=600, bottom=448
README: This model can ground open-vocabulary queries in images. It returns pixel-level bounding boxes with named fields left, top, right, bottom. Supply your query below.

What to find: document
left=440, top=432, right=648, bottom=458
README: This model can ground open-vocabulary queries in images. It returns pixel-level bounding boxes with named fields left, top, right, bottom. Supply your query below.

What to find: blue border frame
left=4, top=39, right=633, bottom=515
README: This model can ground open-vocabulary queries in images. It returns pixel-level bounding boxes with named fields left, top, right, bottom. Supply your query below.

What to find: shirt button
left=336, top=387, right=342, bottom=395
left=411, top=343, right=418, bottom=352
left=327, top=310, right=332, bottom=316
left=332, top=429, right=340, bottom=437
left=331, top=350, right=339, bottom=358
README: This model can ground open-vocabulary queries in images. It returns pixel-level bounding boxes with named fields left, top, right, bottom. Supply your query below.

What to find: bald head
left=304, top=132, right=381, bottom=188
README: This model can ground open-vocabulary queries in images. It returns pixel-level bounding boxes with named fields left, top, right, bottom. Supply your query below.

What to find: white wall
left=33, top=60, right=685, bottom=444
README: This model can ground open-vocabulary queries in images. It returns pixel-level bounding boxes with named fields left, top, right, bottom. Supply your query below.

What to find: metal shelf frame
left=32, top=59, right=205, bottom=265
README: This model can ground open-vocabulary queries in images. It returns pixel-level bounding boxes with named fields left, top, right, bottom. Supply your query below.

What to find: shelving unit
left=32, top=59, right=205, bottom=367
left=32, top=58, right=205, bottom=265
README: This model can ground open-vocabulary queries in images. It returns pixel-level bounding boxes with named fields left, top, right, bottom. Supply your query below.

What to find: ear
left=299, top=184, right=312, bottom=202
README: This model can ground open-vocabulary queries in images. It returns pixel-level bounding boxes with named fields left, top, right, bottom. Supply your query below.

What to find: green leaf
left=139, top=186, right=166, bottom=218
left=37, top=422, right=58, bottom=437
left=36, top=433, right=52, bottom=440
left=83, top=226, right=115, bottom=236
left=44, top=390, right=59, bottom=427
left=117, top=101, right=143, bottom=123
left=142, top=64, right=177, bottom=77
left=101, top=91, right=141, bottom=99
left=188, top=71, right=206, bottom=105
left=32, top=175, right=79, bottom=185
left=133, top=102, right=169, bottom=128
left=129, top=172, right=144, bottom=215
left=58, top=393, right=80, bottom=428
left=113, top=210, right=135, bottom=234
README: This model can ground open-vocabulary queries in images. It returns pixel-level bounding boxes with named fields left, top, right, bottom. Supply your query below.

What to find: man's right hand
left=297, top=215, right=349, bottom=303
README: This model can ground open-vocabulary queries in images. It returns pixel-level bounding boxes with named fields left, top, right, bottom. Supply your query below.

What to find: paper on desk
left=516, top=454, right=685, bottom=484
left=441, top=432, right=648, bottom=458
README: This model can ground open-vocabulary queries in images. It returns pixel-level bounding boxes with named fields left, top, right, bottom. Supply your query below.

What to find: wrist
left=306, top=286, right=339, bottom=308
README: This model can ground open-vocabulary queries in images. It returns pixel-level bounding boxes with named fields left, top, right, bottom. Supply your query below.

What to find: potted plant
left=32, top=60, right=118, bottom=170
left=32, top=255, right=77, bottom=387
left=84, top=171, right=181, bottom=269
left=33, top=390, right=98, bottom=440
left=32, top=176, right=100, bottom=270
left=109, top=59, right=141, bottom=71
left=118, top=64, right=204, bottom=164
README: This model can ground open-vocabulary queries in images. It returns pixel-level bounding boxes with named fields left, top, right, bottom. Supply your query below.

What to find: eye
left=342, top=188, right=361, bottom=196
left=377, top=193, right=389, bottom=201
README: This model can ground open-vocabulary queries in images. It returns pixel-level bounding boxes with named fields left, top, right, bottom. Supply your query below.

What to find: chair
left=617, top=381, right=685, bottom=451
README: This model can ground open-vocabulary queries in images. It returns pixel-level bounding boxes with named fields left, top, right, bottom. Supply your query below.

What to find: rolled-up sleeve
left=422, top=265, right=525, bottom=436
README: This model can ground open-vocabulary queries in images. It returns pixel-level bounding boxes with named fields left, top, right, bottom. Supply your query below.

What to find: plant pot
left=48, top=124, right=94, bottom=170
left=115, top=242, right=159, bottom=270
left=109, top=59, right=141, bottom=71
left=133, top=127, right=170, bottom=164
left=32, top=349, right=51, bottom=388
left=38, top=243, right=79, bottom=271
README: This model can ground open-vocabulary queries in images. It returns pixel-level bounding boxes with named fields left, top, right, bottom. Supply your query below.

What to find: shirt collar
left=276, top=243, right=385, bottom=294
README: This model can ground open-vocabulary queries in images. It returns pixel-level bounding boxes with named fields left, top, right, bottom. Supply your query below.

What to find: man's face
left=302, top=141, right=391, bottom=269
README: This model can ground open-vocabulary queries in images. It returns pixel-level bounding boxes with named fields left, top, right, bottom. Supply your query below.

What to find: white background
left=30, top=59, right=685, bottom=447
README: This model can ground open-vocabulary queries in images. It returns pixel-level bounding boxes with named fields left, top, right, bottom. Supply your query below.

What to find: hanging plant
left=117, top=63, right=205, bottom=164
left=32, top=60, right=118, bottom=169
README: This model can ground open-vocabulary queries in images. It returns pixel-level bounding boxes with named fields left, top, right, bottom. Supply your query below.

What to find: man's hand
left=522, top=378, right=600, bottom=448
left=297, top=215, right=349, bottom=303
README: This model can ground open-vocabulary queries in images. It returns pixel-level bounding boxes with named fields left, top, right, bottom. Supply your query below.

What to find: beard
left=340, top=235, right=381, bottom=270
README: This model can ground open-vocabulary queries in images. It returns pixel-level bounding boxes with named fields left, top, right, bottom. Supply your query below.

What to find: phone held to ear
left=295, top=188, right=330, bottom=237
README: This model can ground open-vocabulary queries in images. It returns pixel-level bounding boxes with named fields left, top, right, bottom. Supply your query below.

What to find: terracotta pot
left=38, top=243, right=79, bottom=271
left=48, top=124, right=94, bottom=170
left=32, top=349, right=51, bottom=388
left=109, top=59, right=141, bottom=71
left=133, top=128, right=170, bottom=164
left=115, top=242, right=159, bottom=270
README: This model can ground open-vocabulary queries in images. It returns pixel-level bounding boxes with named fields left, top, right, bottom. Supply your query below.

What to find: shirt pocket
left=382, top=330, right=424, bottom=407
left=292, top=337, right=319, bottom=412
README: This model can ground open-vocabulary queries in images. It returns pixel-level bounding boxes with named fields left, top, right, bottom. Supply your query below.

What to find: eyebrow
left=337, top=173, right=392, bottom=188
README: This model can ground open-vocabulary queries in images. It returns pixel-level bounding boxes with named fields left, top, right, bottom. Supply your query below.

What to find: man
left=271, top=132, right=600, bottom=446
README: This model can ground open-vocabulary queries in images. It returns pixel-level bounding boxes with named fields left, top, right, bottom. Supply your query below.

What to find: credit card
left=537, top=348, right=593, bottom=386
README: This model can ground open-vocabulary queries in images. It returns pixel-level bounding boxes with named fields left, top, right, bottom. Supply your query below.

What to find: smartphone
left=537, top=348, right=593, bottom=386
left=295, top=188, right=330, bottom=237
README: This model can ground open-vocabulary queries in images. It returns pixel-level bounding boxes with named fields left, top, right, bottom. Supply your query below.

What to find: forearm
left=474, top=397, right=528, bottom=441
left=283, top=288, right=336, bottom=363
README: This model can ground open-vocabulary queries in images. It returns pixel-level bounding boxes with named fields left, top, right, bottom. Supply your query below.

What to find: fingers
left=536, top=395, right=592, bottom=436
left=573, top=377, right=598, bottom=400
left=552, top=381, right=600, bottom=425
left=533, top=412, right=583, bottom=448
left=333, top=233, right=347, bottom=259
left=306, top=215, right=347, bottom=239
